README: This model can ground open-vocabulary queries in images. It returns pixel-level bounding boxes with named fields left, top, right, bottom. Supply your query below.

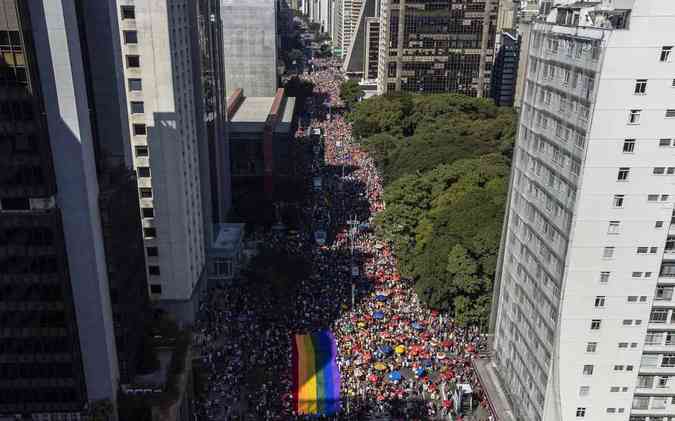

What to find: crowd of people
left=194, top=58, right=493, bottom=420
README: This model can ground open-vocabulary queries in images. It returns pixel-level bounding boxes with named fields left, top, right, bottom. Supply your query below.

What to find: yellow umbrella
left=395, top=345, right=406, bottom=355
left=357, top=321, right=366, bottom=328
left=341, top=303, right=349, bottom=310
left=374, top=362, right=387, bottom=371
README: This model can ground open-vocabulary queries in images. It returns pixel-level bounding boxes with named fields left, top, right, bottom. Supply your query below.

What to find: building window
left=135, top=145, right=149, bottom=157
left=148, top=265, right=160, bottom=275
left=146, top=246, right=158, bottom=257
left=130, top=101, right=145, bottom=114
left=656, top=221, right=664, bottom=228
left=133, top=123, right=146, bottom=135
left=143, top=227, right=156, bottom=238
left=586, top=342, right=598, bottom=352
left=594, top=296, right=606, bottom=307
left=603, top=247, right=615, bottom=259
left=613, top=194, right=625, bottom=208
left=123, top=30, right=138, bottom=44
left=608, top=221, right=620, bottom=234
left=634, top=79, right=647, bottom=94
left=576, top=407, right=586, bottom=417
left=121, top=5, right=135, bottom=19
left=650, top=309, right=668, bottom=323
left=661, top=46, right=673, bottom=62
left=126, top=55, right=140, bottom=68
left=660, top=138, right=672, bottom=147
left=654, top=167, right=665, bottom=175
left=617, top=168, right=630, bottom=181
left=590, top=320, right=601, bottom=330
left=141, top=207, right=154, bottom=218
left=583, top=365, right=594, bottom=375
left=648, top=194, right=660, bottom=202
left=600, top=271, right=610, bottom=283
left=663, top=194, right=671, bottom=201
left=628, top=109, right=641, bottom=124
left=137, top=167, right=151, bottom=178
left=128, top=78, right=142, bottom=91
left=667, top=109, right=675, bottom=118
left=150, top=284, right=162, bottom=294
left=623, top=139, right=636, bottom=153
left=662, top=354, right=675, bottom=367
left=140, top=187, right=152, bottom=198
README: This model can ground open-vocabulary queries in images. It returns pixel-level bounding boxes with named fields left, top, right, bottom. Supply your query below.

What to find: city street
left=195, top=59, right=492, bottom=420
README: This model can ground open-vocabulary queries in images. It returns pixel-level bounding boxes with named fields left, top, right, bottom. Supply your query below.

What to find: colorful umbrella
left=374, top=362, right=387, bottom=371
left=395, top=345, right=406, bottom=355
left=368, top=374, right=378, bottom=383
left=373, top=311, right=385, bottom=320
left=388, top=371, right=402, bottom=382
left=379, top=345, right=393, bottom=355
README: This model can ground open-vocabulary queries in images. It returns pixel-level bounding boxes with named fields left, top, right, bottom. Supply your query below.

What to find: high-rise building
left=341, top=0, right=378, bottom=77
left=116, top=1, right=208, bottom=322
left=376, top=0, right=498, bottom=96
left=0, top=0, right=123, bottom=417
left=489, top=1, right=675, bottom=420
left=490, top=31, right=519, bottom=107
left=196, top=0, right=231, bottom=224
left=221, top=0, right=279, bottom=97
left=335, top=0, right=364, bottom=59
left=364, top=15, right=381, bottom=81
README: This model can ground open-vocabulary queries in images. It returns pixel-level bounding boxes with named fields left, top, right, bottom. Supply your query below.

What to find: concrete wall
left=28, top=0, right=119, bottom=403
left=222, top=0, right=278, bottom=97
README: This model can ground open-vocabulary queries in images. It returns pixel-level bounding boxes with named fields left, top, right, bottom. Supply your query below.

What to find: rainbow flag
left=291, top=330, right=340, bottom=415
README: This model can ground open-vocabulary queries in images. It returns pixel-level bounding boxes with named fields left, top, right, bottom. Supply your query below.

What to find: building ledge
left=473, top=357, right=517, bottom=421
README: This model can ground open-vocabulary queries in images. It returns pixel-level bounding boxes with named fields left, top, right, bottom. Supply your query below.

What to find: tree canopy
left=339, top=79, right=365, bottom=110
left=350, top=93, right=516, bottom=327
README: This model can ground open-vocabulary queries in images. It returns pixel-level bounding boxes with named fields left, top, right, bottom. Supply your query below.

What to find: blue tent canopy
left=388, top=371, right=402, bottom=382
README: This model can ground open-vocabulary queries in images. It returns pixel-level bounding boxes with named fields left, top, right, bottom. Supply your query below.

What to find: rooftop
left=211, top=223, right=245, bottom=252
left=230, top=97, right=276, bottom=123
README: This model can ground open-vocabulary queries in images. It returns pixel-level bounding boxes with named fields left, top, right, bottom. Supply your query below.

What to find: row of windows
left=575, top=407, right=625, bottom=417
left=601, top=245, right=659, bottom=259
left=627, top=108, right=675, bottom=124
left=592, top=295, right=648, bottom=307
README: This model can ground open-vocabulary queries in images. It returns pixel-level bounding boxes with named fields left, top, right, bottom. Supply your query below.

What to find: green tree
left=339, top=79, right=365, bottom=109
left=287, top=49, right=304, bottom=67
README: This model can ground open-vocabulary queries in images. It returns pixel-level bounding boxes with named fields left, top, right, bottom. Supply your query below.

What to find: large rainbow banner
left=291, top=330, right=341, bottom=415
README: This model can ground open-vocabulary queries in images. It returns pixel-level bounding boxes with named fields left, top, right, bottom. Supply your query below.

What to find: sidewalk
left=473, top=358, right=517, bottom=421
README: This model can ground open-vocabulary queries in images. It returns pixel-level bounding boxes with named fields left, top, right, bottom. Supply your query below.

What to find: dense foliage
left=350, top=94, right=516, bottom=327
left=339, top=79, right=365, bottom=110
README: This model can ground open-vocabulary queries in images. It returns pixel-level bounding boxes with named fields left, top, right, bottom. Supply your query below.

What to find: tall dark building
left=196, top=0, right=231, bottom=224
left=490, top=31, right=519, bottom=106
left=0, top=0, right=150, bottom=417
left=377, top=0, right=498, bottom=96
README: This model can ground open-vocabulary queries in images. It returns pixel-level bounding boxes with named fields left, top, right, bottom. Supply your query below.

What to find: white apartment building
left=116, top=1, right=206, bottom=312
left=490, top=1, right=675, bottom=420
left=334, top=0, right=363, bottom=58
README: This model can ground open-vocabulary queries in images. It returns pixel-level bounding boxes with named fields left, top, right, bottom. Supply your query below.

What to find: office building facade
left=221, top=0, right=279, bottom=97
left=377, top=0, right=498, bottom=96
left=116, top=1, right=207, bottom=319
left=0, top=0, right=122, bottom=417
left=490, top=1, right=675, bottom=420
left=490, top=31, right=519, bottom=107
